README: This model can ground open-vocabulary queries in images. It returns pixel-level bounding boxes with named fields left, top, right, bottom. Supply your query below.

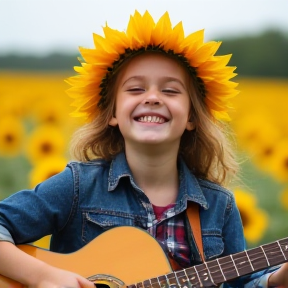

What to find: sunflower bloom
left=234, top=189, right=268, bottom=244
left=29, top=156, right=68, bottom=188
left=25, top=125, right=67, bottom=164
left=0, top=116, right=25, bottom=157
left=66, top=10, right=238, bottom=122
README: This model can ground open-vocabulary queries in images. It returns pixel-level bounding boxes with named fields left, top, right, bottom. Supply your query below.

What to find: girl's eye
left=162, top=89, right=179, bottom=94
left=127, top=88, right=145, bottom=92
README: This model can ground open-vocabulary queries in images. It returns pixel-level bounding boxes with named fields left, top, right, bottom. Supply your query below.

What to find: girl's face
left=109, top=53, right=194, bottom=149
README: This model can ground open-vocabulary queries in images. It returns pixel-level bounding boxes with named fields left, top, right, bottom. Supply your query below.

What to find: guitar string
left=150, top=242, right=288, bottom=288
left=131, top=242, right=288, bottom=288
left=179, top=243, right=288, bottom=286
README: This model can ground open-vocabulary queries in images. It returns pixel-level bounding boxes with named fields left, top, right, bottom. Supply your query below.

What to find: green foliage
left=216, top=30, right=288, bottom=78
left=0, top=156, right=31, bottom=200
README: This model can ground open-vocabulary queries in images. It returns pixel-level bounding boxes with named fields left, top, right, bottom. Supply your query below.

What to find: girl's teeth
left=138, top=116, right=165, bottom=123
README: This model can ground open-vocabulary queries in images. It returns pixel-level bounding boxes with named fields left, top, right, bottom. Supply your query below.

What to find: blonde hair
left=70, top=53, right=239, bottom=187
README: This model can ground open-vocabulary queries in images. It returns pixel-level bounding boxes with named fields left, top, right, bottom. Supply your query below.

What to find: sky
left=0, top=0, right=288, bottom=56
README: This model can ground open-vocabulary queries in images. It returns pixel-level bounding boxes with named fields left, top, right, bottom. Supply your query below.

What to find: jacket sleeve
left=0, top=165, right=75, bottom=244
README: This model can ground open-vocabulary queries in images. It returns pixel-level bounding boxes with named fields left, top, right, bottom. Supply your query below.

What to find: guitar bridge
left=87, top=274, right=125, bottom=288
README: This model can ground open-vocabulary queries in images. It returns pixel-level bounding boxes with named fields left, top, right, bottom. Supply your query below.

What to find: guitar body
left=0, top=226, right=172, bottom=288
left=1, top=226, right=288, bottom=288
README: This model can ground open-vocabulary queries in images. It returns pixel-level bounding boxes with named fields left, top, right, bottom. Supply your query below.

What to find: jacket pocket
left=202, top=230, right=224, bottom=260
left=82, top=210, right=135, bottom=243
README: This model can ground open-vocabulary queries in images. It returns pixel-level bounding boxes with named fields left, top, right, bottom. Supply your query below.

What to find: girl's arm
left=0, top=241, right=94, bottom=288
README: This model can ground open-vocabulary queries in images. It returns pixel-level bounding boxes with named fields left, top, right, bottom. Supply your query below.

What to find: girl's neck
left=125, top=145, right=179, bottom=206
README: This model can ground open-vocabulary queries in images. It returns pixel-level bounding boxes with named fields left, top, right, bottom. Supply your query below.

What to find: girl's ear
left=186, top=121, right=195, bottom=131
left=109, top=117, right=118, bottom=126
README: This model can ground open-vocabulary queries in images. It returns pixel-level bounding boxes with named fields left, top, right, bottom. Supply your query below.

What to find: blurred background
left=0, top=0, right=288, bottom=249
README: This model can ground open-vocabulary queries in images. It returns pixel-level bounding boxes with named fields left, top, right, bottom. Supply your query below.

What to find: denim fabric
left=0, top=152, right=277, bottom=287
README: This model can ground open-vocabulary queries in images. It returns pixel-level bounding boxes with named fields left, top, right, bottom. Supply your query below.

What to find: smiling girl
left=0, top=10, right=287, bottom=288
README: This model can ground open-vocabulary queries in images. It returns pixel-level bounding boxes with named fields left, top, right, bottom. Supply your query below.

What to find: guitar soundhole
left=94, top=283, right=110, bottom=288
left=95, top=284, right=110, bottom=288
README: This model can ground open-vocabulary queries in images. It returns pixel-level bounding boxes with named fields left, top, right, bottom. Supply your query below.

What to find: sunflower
left=66, top=10, right=238, bottom=122
left=25, top=125, right=67, bottom=164
left=30, top=98, right=68, bottom=127
left=0, top=115, right=25, bottom=157
left=29, top=156, right=67, bottom=188
left=234, top=189, right=268, bottom=244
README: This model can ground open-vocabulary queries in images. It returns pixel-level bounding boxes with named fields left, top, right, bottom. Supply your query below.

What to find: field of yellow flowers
left=0, top=71, right=287, bottom=248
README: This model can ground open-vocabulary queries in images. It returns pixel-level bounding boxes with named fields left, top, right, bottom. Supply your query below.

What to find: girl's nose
left=142, top=90, right=163, bottom=105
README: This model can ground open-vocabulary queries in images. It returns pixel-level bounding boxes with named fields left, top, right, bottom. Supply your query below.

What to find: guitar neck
left=130, top=237, right=288, bottom=288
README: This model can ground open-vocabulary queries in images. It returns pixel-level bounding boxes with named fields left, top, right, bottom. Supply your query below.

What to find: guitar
left=0, top=226, right=287, bottom=288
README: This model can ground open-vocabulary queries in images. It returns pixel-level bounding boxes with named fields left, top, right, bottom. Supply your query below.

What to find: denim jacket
left=0, top=152, right=276, bottom=287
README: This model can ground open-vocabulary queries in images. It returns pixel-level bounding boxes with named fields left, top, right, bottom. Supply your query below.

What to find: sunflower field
left=0, top=70, right=288, bottom=249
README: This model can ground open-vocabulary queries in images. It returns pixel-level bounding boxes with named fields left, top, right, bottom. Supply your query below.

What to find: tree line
left=0, top=30, right=287, bottom=77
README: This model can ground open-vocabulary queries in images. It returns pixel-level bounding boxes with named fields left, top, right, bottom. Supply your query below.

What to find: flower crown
left=66, top=10, right=238, bottom=122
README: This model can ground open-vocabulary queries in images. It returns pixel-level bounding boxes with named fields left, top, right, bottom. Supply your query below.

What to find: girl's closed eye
left=126, top=87, right=146, bottom=93
left=162, top=88, right=180, bottom=94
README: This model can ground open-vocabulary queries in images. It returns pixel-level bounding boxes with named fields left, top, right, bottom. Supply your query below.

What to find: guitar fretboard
left=128, top=237, right=288, bottom=288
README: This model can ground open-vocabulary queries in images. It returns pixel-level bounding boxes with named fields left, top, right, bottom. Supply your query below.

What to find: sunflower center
left=239, top=209, right=249, bottom=227
left=41, top=142, right=53, bottom=154
left=283, top=157, right=288, bottom=170
left=4, top=133, right=15, bottom=143
left=263, top=147, right=274, bottom=157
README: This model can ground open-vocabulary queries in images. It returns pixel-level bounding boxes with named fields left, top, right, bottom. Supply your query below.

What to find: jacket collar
left=108, top=152, right=208, bottom=209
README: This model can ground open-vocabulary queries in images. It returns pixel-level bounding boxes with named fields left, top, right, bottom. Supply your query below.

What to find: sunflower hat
left=66, top=10, right=238, bottom=122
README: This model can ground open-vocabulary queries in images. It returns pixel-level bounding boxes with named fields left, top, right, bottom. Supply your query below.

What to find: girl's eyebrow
left=122, top=75, right=186, bottom=89
left=122, top=76, right=145, bottom=87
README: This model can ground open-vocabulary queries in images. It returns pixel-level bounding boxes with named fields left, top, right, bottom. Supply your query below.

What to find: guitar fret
left=262, top=242, right=286, bottom=266
left=150, top=277, right=161, bottom=288
left=174, top=270, right=190, bottom=288
left=193, top=266, right=203, bottom=287
left=205, top=260, right=225, bottom=284
left=157, top=275, right=168, bottom=288
left=245, top=250, right=255, bottom=271
left=203, top=262, right=216, bottom=286
left=230, top=255, right=240, bottom=277
left=216, top=258, right=226, bottom=282
left=279, top=239, right=288, bottom=260
left=166, top=272, right=179, bottom=288
left=218, top=256, right=239, bottom=280
left=260, top=245, right=271, bottom=266
left=277, top=240, right=287, bottom=260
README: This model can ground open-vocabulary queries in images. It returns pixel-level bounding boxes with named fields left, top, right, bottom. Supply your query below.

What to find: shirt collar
left=108, top=152, right=208, bottom=209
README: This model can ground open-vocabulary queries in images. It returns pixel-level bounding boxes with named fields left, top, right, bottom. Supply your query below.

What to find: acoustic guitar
left=0, top=226, right=287, bottom=288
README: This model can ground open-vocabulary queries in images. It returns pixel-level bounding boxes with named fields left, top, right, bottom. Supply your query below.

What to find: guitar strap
left=168, top=201, right=204, bottom=271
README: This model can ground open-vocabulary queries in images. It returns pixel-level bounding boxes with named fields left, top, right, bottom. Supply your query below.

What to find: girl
left=0, top=10, right=287, bottom=288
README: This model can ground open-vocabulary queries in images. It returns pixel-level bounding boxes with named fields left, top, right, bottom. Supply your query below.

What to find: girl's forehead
left=117, top=52, right=189, bottom=81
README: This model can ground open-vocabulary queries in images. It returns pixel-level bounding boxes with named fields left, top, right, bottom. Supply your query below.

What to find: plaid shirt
left=147, top=203, right=191, bottom=268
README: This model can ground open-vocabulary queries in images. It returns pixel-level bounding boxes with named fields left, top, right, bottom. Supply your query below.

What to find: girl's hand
left=268, top=263, right=288, bottom=288
left=29, top=264, right=95, bottom=288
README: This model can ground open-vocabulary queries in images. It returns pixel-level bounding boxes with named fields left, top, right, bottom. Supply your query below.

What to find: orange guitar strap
left=168, top=202, right=204, bottom=271
left=186, top=202, right=205, bottom=262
